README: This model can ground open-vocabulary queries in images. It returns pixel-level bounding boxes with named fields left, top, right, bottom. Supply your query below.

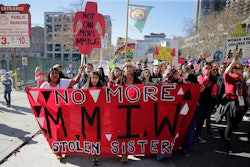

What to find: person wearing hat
left=118, top=62, right=141, bottom=163
left=2, top=73, right=12, bottom=107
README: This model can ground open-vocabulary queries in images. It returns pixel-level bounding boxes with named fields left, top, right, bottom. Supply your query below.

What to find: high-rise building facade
left=44, top=12, right=112, bottom=62
left=195, top=0, right=227, bottom=26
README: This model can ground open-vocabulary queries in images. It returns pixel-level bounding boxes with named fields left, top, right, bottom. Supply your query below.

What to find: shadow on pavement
left=0, top=123, right=30, bottom=140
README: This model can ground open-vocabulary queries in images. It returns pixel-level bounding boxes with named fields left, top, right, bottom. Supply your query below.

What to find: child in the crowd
left=81, top=71, right=103, bottom=165
left=2, top=73, right=12, bottom=107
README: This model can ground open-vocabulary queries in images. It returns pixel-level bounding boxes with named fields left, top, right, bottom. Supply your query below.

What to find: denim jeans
left=4, top=91, right=11, bottom=106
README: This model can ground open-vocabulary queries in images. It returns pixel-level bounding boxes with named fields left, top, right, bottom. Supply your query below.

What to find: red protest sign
left=27, top=84, right=200, bottom=156
left=72, top=2, right=106, bottom=55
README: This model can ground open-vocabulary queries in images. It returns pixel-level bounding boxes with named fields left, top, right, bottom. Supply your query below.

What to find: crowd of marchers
left=28, top=53, right=250, bottom=165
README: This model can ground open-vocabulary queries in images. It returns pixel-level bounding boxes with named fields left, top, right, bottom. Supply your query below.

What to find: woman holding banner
left=82, top=71, right=104, bottom=165
left=119, top=62, right=141, bottom=163
left=40, top=66, right=83, bottom=89
left=40, top=66, right=83, bottom=160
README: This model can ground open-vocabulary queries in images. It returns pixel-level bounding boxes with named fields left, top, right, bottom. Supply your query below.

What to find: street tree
left=51, top=0, right=113, bottom=62
left=182, top=2, right=248, bottom=59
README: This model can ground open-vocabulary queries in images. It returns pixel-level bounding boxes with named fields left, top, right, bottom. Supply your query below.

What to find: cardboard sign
left=72, top=2, right=106, bottom=55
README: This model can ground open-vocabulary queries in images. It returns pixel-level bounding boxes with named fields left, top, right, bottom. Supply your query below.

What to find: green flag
left=128, top=4, right=153, bottom=32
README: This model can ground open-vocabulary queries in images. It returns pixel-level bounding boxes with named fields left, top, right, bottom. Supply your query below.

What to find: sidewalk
left=0, top=90, right=175, bottom=167
left=0, top=90, right=40, bottom=163
left=1, top=89, right=249, bottom=167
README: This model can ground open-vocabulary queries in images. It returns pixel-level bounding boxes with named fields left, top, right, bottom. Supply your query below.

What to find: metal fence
left=14, top=56, right=110, bottom=89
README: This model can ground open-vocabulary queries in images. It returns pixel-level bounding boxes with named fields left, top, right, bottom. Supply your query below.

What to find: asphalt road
left=0, top=88, right=250, bottom=167
left=172, top=113, right=250, bottom=167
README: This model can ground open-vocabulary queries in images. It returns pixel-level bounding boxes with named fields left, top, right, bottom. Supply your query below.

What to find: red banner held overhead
left=72, top=2, right=106, bottom=55
left=26, top=84, right=200, bottom=156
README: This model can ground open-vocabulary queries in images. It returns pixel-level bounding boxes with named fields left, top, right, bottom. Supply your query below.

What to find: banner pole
left=81, top=54, right=85, bottom=66
left=13, top=48, right=18, bottom=90
left=125, top=0, right=129, bottom=62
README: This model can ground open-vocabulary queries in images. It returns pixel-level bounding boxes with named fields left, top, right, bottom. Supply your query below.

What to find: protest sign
left=27, top=84, right=200, bottom=156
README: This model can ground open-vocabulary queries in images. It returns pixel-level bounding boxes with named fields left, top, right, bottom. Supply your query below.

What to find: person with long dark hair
left=40, top=67, right=83, bottom=89
left=81, top=71, right=103, bottom=165
left=108, top=67, right=122, bottom=86
left=39, top=66, right=83, bottom=160
left=96, top=66, right=109, bottom=86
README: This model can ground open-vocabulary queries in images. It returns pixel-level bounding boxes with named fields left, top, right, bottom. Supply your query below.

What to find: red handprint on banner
left=73, top=2, right=106, bottom=55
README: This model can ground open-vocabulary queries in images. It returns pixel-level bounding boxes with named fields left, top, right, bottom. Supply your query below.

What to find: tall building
left=195, top=0, right=227, bottom=26
left=44, top=12, right=112, bottom=62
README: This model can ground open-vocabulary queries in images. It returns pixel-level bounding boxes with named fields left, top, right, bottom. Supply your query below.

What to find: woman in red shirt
left=217, top=57, right=250, bottom=152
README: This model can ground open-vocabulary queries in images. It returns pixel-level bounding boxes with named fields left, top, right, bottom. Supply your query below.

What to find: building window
left=46, top=15, right=53, bottom=23
left=47, top=44, right=53, bottom=51
left=48, top=53, right=53, bottom=58
left=72, top=54, right=80, bottom=61
left=55, top=53, right=61, bottom=60
left=54, top=14, right=62, bottom=23
left=46, top=25, right=52, bottom=33
left=46, top=34, right=52, bottom=42
left=63, top=44, right=70, bottom=51
left=55, top=44, right=61, bottom=51
left=55, top=24, right=62, bottom=32
left=63, top=54, right=69, bottom=61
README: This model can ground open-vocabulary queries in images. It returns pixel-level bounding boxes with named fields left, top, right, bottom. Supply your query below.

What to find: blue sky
left=1, top=0, right=195, bottom=45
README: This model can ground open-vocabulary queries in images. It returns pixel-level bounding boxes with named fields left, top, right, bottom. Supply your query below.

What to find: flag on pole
left=128, top=4, right=153, bottom=32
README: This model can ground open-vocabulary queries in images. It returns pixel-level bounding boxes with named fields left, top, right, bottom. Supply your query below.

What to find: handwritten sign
left=72, top=2, right=106, bottom=55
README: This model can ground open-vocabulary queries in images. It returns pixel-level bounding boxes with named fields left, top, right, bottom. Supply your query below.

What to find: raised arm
left=69, top=65, right=84, bottom=87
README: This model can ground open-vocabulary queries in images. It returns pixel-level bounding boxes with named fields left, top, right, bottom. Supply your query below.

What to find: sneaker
left=195, top=136, right=206, bottom=143
left=121, top=155, right=128, bottom=163
left=218, top=130, right=225, bottom=142
left=181, top=148, right=190, bottom=157
left=56, top=155, right=62, bottom=160
left=223, top=140, right=231, bottom=153
left=92, top=156, right=99, bottom=166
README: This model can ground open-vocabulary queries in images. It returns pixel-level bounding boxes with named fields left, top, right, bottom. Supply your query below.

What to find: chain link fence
left=14, top=56, right=110, bottom=89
